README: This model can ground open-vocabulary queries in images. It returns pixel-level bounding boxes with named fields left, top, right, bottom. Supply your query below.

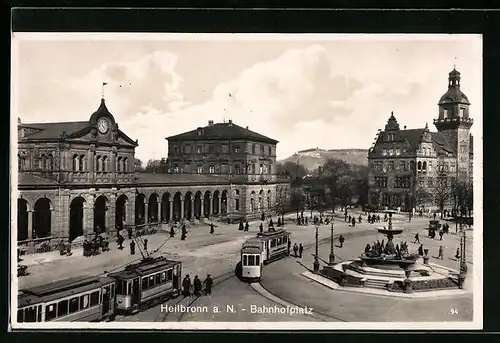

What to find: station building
left=16, top=99, right=290, bottom=251
left=367, top=68, right=474, bottom=211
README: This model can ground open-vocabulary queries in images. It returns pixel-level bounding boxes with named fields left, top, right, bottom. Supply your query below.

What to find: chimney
left=246, top=126, right=249, bottom=130
left=404, top=125, right=407, bottom=130
left=228, top=119, right=233, bottom=126
left=208, top=120, right=214, bottom=127
left=18, top=117, right=21, bottom=125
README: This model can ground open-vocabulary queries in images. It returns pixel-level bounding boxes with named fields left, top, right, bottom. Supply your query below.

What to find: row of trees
left=281, top=159, right=369, bottom=217
left=430, top=175, right=473, bottom=219
left=134, top=158, right=168, bottom=173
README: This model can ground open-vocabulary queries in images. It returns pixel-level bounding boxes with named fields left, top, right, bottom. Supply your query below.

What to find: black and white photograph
left=10, top=33, right=482, bottom=330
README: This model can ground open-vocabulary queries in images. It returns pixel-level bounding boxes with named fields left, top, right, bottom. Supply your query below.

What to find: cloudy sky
left=12, top=34, right=482, bottom=162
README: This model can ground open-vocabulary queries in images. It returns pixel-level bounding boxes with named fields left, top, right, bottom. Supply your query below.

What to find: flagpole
left=102, top=82, right=108, bottom=99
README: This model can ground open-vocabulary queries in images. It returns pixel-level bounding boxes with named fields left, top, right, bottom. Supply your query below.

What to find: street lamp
left=458, top=206, right=468, bottom=289
left=329, top=217, right=335, bottom=265
left=313, top=224, right=320, bottom=273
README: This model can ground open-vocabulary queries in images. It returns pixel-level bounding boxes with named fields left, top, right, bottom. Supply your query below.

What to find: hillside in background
left=279, top=148, right=368, bottom=171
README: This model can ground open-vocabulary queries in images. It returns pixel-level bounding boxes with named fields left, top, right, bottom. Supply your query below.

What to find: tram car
left=109, top=256, right=181, bottom=313
left=17, top=276, right=116, bottom=323
left=240, top=229, right=291, bottom=282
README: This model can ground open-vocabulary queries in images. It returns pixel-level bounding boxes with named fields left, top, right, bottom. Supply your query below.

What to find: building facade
left=367, top=68, right=473, bottom=211
left=16, top=100, right=290, bottom=252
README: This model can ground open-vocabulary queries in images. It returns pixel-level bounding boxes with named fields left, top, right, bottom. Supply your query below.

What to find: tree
left=144, top=158, right=169, bottom=173
left=134, top=158, right=144, bottom=172
left=433, top=173, right=451, bottom=219
left=320, top=159, right=355, bottom=212
left=414, top=188, right=433, bottom=211
left=276, top=161, right=308, bottom=180
left=451, top=179, right=473, bottom=217
left=290, top=186, right=306, bottom=217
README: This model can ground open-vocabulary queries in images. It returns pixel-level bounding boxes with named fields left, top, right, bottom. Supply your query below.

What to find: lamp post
left=313, top=224, right=320, bottom=273
left=458, top=206, right=467, bottom=289
left=329, top=217, right=335, bottom=265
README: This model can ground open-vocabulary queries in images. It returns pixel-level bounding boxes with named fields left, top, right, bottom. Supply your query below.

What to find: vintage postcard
left=10, top=33, right=482, bottom=330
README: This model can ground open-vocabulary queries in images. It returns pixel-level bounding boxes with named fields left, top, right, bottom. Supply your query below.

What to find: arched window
left=422, top=161, right=427, bottom=172
left=102, top=156, right=108, bottom=172
left=123, top=157, right=128, bottom=172
left=250, top=198, right=255, bottom=212
left=73, top=154, right=79, bottom=171
left=79, top=155, right=85, bottom=171
left=417, top=161, right=422, bottom=171
left=117, top=157, right=122, bottom=172
left=48, top=154, right=54, bottom=171
left=96, top=156, right=102, bottom=172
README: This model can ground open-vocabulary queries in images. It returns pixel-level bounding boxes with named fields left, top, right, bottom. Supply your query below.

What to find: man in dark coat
left=298, top=243, right=303, bottom=258
left=130, top=240, right=135, bottom=255
left=143, top=238, right=148, bottom=251
left=358, top=215, right=362, bottom=224
left=414, top=233, right=420, bottom=244
left=193, top=275, right=202, bottom=296
left=259, top=223, right=263, bottom=234
left=239, top=220, right=244, bottom=231
left=245, top=221, right=250, bottom=232
left=418, top=244, right=424, bottom=256
left=182, top=275, right=191, bottom=297
left=293, top=243, right=298, bottom=258
left=203, top=274, right=213, bottom=295
left=210, top=223, right=215, bottom=234
left=339, top=235, right=345, bottom=248
left=351, top=217, right=356, bottom=227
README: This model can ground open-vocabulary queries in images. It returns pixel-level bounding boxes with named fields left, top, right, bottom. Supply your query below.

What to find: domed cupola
left=438, top=68, right=470, bottom=105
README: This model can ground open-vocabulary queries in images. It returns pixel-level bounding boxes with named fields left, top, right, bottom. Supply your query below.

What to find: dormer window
left=388, top=133, right=394, bottom=141
left=395, top=148, right=401, bottom=156
left=382, top=149, right=387, bottom=156
left=389, top=149, right=394, bottom=156
left=197, top=128, right=203, bottom=136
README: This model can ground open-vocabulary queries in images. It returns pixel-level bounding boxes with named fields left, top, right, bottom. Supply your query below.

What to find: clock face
left=97, top=118, right=109, bottom=134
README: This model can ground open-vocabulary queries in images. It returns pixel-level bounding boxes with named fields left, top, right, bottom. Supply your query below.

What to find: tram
left=109, top=256, right=181, bottom=313
left=17, top=275, right=116, bottom=323
left=240, top=229, right=291, bottom=282
left=17, top=256, right=182, bottom=323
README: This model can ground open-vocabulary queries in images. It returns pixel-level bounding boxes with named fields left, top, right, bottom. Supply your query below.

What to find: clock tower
left=433, top=68, right=473, bottom=181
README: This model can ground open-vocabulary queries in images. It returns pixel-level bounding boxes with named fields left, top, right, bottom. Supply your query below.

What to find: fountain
left=360, top=210, right=419, bottom=270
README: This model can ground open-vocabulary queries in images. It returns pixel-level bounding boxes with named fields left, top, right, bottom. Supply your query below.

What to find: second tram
left=240, top=229, right=291, bottom=282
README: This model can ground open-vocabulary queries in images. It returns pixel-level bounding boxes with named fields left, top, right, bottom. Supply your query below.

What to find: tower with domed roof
left=433, top=68, right=473, bottom=180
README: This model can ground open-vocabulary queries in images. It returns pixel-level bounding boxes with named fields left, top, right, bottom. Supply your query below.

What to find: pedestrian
left=170, top=226, right=175, bottom=237
left=203, top=274, right=213, bottom=295
left=58, top=239, right=66, bottom=256
left=368, top=214, right=372, bottom=223
left=210, top=223, right=215, bottom=234
left=143, top=238, right=148, bottom=251
left=103, top=237, right=110, bottom=252
left=117, top=234, right=124, bottom=250
left=245, top=221, right=250, bottom=232
left=298, top=243, right=303, bottom=258
left=83, top=239, right=89, bottom=256
left=65, top=240, right=73, bottom=256
left=365, top=243, right=371, bottom=253
left=339, top=235, right=345, bottom=248
left=358, top=215, right=362, bottom=224
left=418, top=244, right=424, bottom=256
left=305, top=217, right=308, bottom=225
left=348, top=215, right=351, bottom=223
left=239, top=220, right=244, bottom=231
left=384, top=213, right=388, bottom=222
left=438, top=245, right=444, bottom=260
left=259, top=223, right=263, bottom=234
left=130, top=240, right=135, bottom=255
left=351, top=217, right=356, bottom=227
left=414, top=233, right=420, bottom=244
left=182, top=275, right=191, bottom=297
left=287, top=240, right=291, bottom=255
left=278, top=217, right=282, bottom=227
left=293, top=243, right=298, bottom=258
left=261, top=212, right=265, bottom=221
left=455, top=247, right=460, bottom=260
left=433, top=212, right=437, bottom=220
left=439, top=230, right=444, bottom=241
left=193, top=275, right=202, bottom=296
left=377, top=215, right=381, bottom=223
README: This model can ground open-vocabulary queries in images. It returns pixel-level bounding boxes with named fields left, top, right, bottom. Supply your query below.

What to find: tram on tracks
left=17, top=275, right=116, bottom=323
left=16, top=256, right=182, bottom=322
left=240, top=229, right=291, bottom=282
left=109, top=256, right=181, bottom=313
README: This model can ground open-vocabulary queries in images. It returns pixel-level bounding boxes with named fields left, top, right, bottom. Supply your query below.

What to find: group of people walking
left=83, top=235, right=110, bottom=257
left=182, top=274, right=213, bottom=297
